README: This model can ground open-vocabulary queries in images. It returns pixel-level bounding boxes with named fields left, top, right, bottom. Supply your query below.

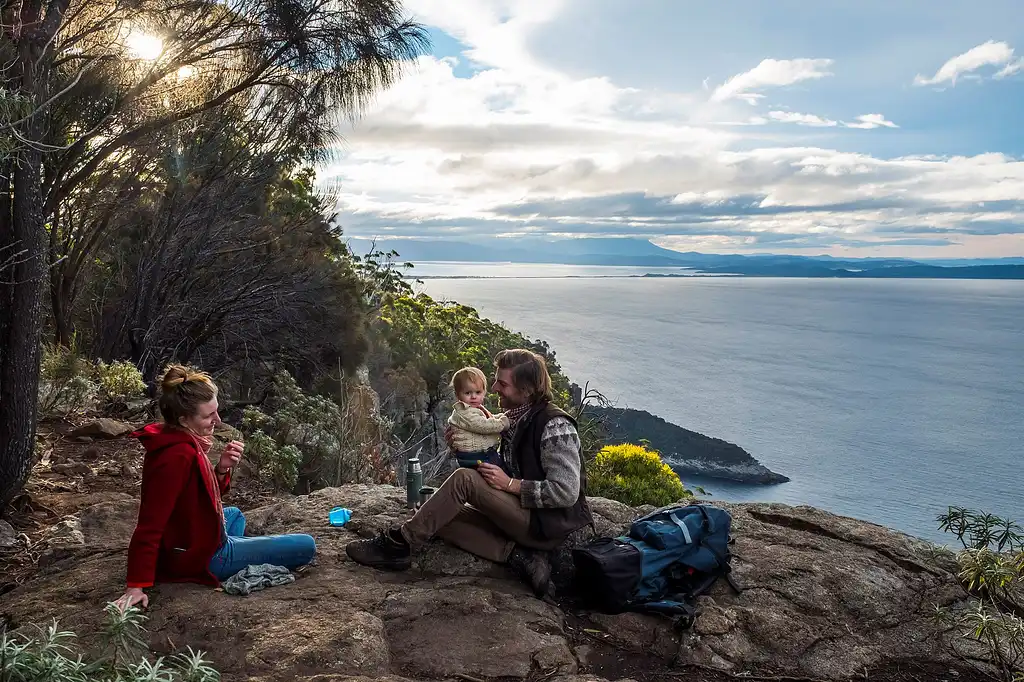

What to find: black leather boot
left=507, top=545, right=551, bottom=597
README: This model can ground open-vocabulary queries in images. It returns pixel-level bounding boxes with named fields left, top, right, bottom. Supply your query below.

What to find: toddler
left=447, top=367, right=509, bottom=468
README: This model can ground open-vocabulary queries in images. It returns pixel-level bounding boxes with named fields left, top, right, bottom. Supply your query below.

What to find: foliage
left=0, top=0, right=428, bottom=513
left=378, top=293, right=573, bottom=407
left=240, top=371, right=392, bottom=492
left=587, top=443, right=690, bottom=507
left=86, top=123, right=370, bottom=386
left=351, top=245, right=415, bottom=311
left=569, top=381, right=610, bottom=459
left=239, top=429, right=303, bottom=492
left=38, top=344, right=149, bottom=415
left=37, top=338, right=98, bottom=415
left=95, top=361, right=147, bottom=401
left=935, top=507, right=1024, bottom=681
left=0, top=602, right=220, bottom=681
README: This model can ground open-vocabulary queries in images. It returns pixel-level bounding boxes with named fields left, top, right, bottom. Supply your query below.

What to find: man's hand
left=115, top=587, right=148, bottom=610
left=443, top=425, right=456, bottom=450
left=217, top=440, right=243, bottom=474
left=478, top=463, right=516, bottom=493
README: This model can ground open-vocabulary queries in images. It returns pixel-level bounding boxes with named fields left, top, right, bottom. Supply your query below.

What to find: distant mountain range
left=347, top=238, right=1024, bottom=279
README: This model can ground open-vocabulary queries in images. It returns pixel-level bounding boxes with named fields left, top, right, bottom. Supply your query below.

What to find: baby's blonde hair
left=450, top=366, right=487, bottom=393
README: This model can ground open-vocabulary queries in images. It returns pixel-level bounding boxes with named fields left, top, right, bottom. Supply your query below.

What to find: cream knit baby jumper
left=447, top=402, right=510, bottom=452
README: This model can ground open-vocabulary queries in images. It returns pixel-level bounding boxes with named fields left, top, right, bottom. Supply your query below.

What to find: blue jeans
left=208, top=507, right=317, bottom=581
left=454, top=446, right=501, bottom=468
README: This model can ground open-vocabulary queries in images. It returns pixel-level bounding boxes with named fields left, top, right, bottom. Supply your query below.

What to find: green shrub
left=96, top=360, right=147, bottom=401
left=0, top=602, right=220, bottom=681
left=587, top=443, right=690, bottom=507
left=241, top=427, right=302, bottom=491
left=935, top=506, right=1024, bottom=681
left=38, top=345, right=148, bottom=415
left=240, top=371, right=392, bottom=492
left=240, top=373, right=342, bottom=492
left=38, top=338, right=97, bottom=415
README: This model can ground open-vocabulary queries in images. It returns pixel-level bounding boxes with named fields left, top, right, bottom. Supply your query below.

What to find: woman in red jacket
left=115, top=365, right=316, bottom=609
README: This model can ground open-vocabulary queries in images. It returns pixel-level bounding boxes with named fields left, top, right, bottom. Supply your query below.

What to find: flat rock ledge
left=1, top=484, right=978, bottom=682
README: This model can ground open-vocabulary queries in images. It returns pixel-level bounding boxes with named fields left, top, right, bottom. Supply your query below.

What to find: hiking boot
left=507, top=546, right=551, bottom=597
left=345, top=527, right=411, bottom=571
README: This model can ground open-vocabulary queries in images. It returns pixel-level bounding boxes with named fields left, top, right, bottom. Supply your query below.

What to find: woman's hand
left=478, top=463, right=518, bottom=494
left=217, top=440, right=243, bottom=474
left=115, top=587, right=148, bottom=610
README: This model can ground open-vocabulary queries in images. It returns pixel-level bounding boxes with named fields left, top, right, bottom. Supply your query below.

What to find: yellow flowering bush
left=96, top=360, right=147, bottom=401
left=587, top=443, right=690, bottom=507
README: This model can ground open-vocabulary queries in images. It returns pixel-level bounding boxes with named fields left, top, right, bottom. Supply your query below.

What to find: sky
left=321, top=0, right=1024, bottom=258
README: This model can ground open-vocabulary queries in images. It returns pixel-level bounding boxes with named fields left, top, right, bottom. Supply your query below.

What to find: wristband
left=215, top=466, right=229, bottom=476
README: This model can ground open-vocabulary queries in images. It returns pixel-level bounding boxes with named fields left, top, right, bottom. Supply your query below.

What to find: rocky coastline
left=586, top=406, right=789, bottom=485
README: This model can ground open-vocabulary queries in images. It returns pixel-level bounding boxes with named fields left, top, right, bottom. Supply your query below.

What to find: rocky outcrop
left=70, top=418, right=134, bottom=440
left=0, top=520, right=16, bottom=548
left=1, top=484, right=976, bottom=682
left=668, top=459, right=787, bottom=486
left=587, top=407, right=789, bottom=484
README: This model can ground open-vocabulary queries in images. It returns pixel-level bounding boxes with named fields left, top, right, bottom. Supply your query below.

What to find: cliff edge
left=2, top=486, right=974, bottom=682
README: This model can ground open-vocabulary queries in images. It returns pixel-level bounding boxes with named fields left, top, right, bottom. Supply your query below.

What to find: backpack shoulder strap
left=667, top=511, right=693, bottom=544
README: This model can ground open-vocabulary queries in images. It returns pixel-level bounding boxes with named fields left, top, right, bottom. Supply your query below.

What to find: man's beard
left=498, top=393, right=523, bottom=409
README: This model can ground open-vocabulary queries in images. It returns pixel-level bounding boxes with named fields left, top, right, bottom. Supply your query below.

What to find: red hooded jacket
left=126, top=423, right=231, bottom=588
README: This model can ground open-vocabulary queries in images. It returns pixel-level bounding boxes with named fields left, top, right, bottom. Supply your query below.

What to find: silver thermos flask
left=406, top=456, right=423, bottom=509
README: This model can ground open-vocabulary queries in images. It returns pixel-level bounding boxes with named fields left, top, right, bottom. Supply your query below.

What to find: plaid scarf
left=502, top=402, right=534, bottom=432
left=499, top=402, right=537, bottom=477
left=188, top=430, right=226, bottom=533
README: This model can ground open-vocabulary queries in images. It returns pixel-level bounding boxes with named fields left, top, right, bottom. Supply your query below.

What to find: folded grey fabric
left=222, top=563, right=295, bottom=596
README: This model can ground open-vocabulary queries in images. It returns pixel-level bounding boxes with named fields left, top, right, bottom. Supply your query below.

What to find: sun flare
left=125, top=31, right=164, bottom=60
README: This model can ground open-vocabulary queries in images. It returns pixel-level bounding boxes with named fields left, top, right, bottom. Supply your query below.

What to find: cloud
left=321, top=5, right=1024, bottom=257
left=768, top=111, right=838, bottom=127
left=753, top=111, right=897, bottom=130
left=711, top=58, right=834, bottom=104
left=402, top=0, right=569, bottom=76
left=996, top=58, right=1024, bottom=79
left=330, top=121, right=1024, bottom=250
left=914, top=40, right=1023, bottom=86
left=844, top=114, right=899, bottom=129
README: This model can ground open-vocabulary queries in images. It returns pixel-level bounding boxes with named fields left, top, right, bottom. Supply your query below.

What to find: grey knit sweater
left=503, top=416, right=582, bottom=509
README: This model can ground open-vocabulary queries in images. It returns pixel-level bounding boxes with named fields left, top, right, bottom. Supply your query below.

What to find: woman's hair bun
left=157, top=364, right=217, bottom=425
left=160, top=364, right=190, bottom=392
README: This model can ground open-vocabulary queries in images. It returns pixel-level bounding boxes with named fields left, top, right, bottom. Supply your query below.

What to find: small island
left=585, top=406, right=789, bottom=485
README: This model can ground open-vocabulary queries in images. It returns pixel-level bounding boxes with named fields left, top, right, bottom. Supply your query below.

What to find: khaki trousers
left=400, top=467, right=562, bottom=563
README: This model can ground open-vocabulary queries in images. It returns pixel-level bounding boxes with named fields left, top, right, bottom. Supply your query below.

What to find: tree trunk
left=0, top=2, right=64, bottom=513
left=51, top=267, right=72, bottom=347
left=49, top=201, right=72, bottom=347
left=0, top=148, right=46, bottom=513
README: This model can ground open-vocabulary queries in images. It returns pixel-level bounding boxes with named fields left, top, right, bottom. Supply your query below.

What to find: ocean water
left=417, top=267, right=1024, bottom=544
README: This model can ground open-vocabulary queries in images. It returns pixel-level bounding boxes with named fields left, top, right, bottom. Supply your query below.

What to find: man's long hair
left=494, top=349, right=553, bottom=404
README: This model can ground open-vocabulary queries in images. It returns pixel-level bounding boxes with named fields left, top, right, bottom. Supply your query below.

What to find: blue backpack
left=572, top=503, right=741, bottom=627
